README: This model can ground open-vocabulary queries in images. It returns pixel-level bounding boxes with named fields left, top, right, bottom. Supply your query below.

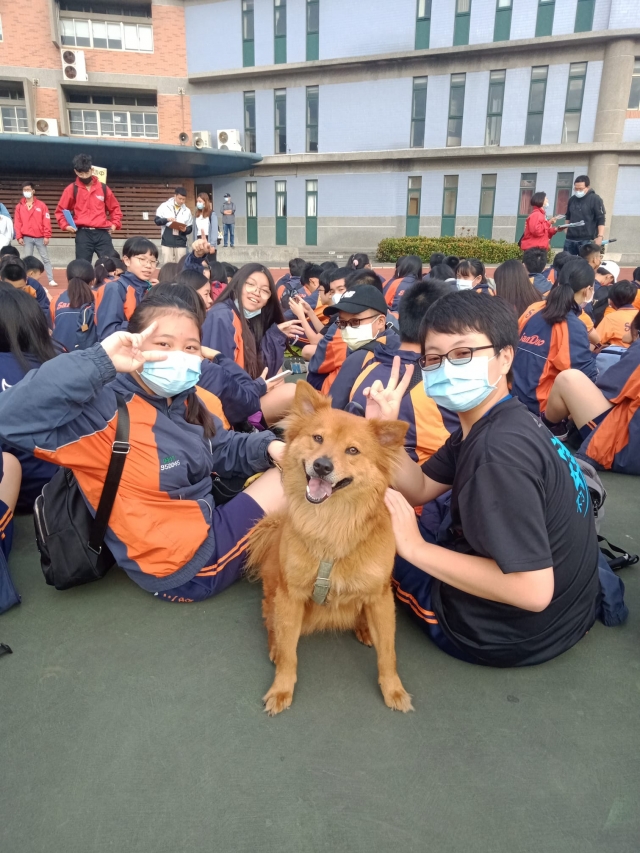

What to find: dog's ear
left=292, top=381, right=331, bottom=417
left=368, top=418, right=408, bottom=451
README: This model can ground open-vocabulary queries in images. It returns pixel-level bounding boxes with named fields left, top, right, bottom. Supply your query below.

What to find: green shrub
left=376, top=236, right=523, bottom=265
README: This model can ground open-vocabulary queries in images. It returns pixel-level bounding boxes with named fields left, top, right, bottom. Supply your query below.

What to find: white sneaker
left=49, top=280, right=57, bottom=287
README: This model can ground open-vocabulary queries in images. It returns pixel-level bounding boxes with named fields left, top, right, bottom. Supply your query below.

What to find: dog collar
left=312, top=560, right=334, bottom=605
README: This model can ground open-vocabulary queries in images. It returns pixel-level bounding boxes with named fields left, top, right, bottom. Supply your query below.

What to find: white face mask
left=23, top=191, right=32, bottom=199
left=196, top=201, right=204, bottom=210
left=574, top=190, right=586, bottom=198
left=341, top=321, right=378, bottom=350
left=543, top=201, right=549, bottom=209
left=456, top=279, right=473, bottom=291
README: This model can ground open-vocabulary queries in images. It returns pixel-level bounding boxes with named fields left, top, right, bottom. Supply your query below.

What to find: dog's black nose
left=313, top=456, right=334, bottom=478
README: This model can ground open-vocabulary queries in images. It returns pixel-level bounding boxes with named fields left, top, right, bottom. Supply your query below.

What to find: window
left=410, top=77, right=428, bottom=148
left=550, top=172, right=573, bottom=247
left=307, top=0, right=319, bottom=61
left=306, top=85, right=318, bottom=153
left=478, top=174, right=496, bottom=239
left=0, top=81, right=28, bottom=134
left=574, top=0, right=595, bottom=33
left=274, top=88, right=287, bottom=153
left=441, top=175, right=458, bottom=237
left=515, top=173, right=536, bottom=242
left=628, top=59, right=640, bottom=109
left=485, top=70, right=505, bottom=146
left=493, top=0, right=512, bottom=42
left=66, top=91, right=158, bottom=138
left=415, top=0, right=431, bottom=50
left=59, top=18, right=153, bottom=51
left=406, top=176, right=422, bottom=237
left=246, top=180, right=258, bottom=245
left=535, top=0, right=555, bottom=37
left=274, top=0, right=286, bottom=64
left=447, top=73, right=465, bottom=147
left=525, top=66, right=548, bottom=145
left=563, top=62, right=586, bottom=143
left=453, top=0, right=471, bottom=47
left=242, top=0, right=254, bottom=67
left=306, top=179, right=318, bottom=246
left=244, top=91, right=256, bottom=153
left=275, top=180, right=287, bottom=246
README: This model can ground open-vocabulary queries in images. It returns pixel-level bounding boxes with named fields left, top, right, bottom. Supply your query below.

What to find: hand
left=594, top=235, right=603, bottom=246
left=201, top=346, right=220, bottom=361
left=17, top=238, right=24, bottom=245
left=288, top=297, right=305, bottom=321
left=267, top=440, right=286, bottom=468
left=192, top=238, right=209, bottom=258
left=262, top=368, right=286, bottom=390
left=65, top=226, right=77, bottom=233
left=549, top=217, right=558, bottom=225
left=100, top=322, right=166, bottom=374
left=384, top=488, right=424, bottom=561
left=109, top=225, right=117, bottom=233
left=277, top=320, right=306, bottom=339
left=43, top=237, right=50, bottom=246
left=363, top=355, right=414, bottom=421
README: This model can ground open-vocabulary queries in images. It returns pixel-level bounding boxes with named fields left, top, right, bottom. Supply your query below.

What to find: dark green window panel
left=574, top=0, right=595, bottom=33
left=535, top=0, right=555, bottom=37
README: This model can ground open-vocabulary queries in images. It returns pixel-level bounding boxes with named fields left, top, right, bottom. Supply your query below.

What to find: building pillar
left=589, top=38, right=636, bottom=238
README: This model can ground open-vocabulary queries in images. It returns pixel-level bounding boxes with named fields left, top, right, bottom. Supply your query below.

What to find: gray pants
left=22, top=236, right=54, bottom=281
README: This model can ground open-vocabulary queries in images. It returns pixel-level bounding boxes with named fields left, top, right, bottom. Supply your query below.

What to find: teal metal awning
left=0, top=134, right=262, bottom=177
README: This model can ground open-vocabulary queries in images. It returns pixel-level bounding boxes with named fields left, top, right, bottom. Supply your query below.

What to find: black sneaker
left=540, top=413, right=569, bottom=440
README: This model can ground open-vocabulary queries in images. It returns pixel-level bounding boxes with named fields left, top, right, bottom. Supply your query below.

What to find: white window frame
left=68, top=107, right=158, bottom=139
left=0, top=105, right=29, bottom=134
left=59, top=16, right=153, bottom=53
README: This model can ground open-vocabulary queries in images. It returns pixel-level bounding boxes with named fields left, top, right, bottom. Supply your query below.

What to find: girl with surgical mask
left=455, top=259, right=491, bottom=294
left=0, top=289, right=288, bottom=603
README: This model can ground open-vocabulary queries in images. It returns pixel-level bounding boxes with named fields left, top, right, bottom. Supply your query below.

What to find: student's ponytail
left=542, top=258, right=594, bottom=325
left=94, top=256, right=117, bottom=286
left=66, top=259, right=95, bottom=309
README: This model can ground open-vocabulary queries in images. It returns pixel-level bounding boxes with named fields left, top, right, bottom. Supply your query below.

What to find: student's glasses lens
left=448, top=348, right=474, bottom=365
left=420, top=356, right=443, bottom=371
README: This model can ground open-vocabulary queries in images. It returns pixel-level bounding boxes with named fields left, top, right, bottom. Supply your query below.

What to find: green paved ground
left=1, top=471, right=639, bottom=853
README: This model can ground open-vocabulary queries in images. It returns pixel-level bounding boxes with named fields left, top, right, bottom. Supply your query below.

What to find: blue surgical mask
left=574, top=190, right=586, bottom=198
left=196, top=201, right=204, bottom=210
left=422, top=355, right=498, bottom=413
left=139, top=351, right=202, bottom=398
left=234, top=298, right=261, bottom=319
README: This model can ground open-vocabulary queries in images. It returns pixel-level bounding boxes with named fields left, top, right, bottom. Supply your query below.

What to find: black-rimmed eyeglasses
left=419, top=345, right=497, bottom=372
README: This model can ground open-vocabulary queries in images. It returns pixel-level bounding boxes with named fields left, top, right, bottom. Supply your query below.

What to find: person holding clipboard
left=154, top=187, right=194, bottom=265
left=520, top=191, right=560, bottom=252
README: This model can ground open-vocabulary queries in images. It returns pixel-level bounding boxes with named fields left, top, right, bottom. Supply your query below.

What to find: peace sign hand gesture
left=100, top=322, right=167, bottom=374
left=363, top=355, right=414, bottom=421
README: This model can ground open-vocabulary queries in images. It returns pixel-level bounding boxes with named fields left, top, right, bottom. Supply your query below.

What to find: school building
left=187, top=0, right=640, bottom=263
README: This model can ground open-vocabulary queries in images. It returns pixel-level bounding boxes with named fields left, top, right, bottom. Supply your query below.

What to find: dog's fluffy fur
left=247, top=381, right=413, bottom=716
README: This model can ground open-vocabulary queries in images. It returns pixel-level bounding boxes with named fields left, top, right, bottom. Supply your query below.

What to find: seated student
left=367, top=291, right=600, bottom=667
left=157, top=262, right=180, bottom=284
left=222, top=262, right=238, bottom=283
left=348, top=281, right=454, bottom=463
left=276, top=257, right=307, bottom=307
left=596, top=280, right=639, bottom=348
left=591, top=259, right=620, bottom=325
left=494, top=258, right=543, bottom=323
left=0, top=285, right=59, bottom=509
left=522, top=247, right=551, bottom=295
left=0, top=288, right=289, bottom=603
left=23, top=255, right=45, bottom=284
left=326, top=286, right=399, bottom=410
left=429, top=252, right=446, bottom=270
left=176, top=268, right=214, bottom=310
left=95, top=237, right=157, bottom=340
left=425, top=263, right=456, bottom=286
left=579, top=241, right=604, bottom=271
left=0, top=450, right=21, bottom=577
left=455, top=258, right=492, bottom=294
left=283, top=262, right=326, bottom=342
left=0, top=251, right=50, bottom=319
left=445, top=255, right=459, bottom=271
left=544, top=249, right=572, bottom=288
left=347, top=252, right=371, bottom=270
left=513, top=258, right=597, bottom=416
left=383, top=255, right=423, bottom=313
left=50, top=259, right=99, bottom=351
left=543, top=316, right=640, bottom=475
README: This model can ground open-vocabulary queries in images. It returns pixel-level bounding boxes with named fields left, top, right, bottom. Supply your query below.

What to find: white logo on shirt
left=1, top=378, right=12, bottom=391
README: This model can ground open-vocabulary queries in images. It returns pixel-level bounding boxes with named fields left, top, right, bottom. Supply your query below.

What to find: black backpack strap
left=598, top=535, right=639, bottom=571
left=73, top=183, right=78, bottom=201
left=88, top=393, right=130, bottom=555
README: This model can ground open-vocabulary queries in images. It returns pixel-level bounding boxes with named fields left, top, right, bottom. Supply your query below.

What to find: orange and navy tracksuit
left=518, top=300, right=547, bottom=332
left=95, top=271, right=151, bottom=341
left=347, top=345, right=455, bottom=464
left=198, top=354, right=267, bottom=425
left=50, top=290, right=98, bottom=352
left=596, top=305, right=638, bottom=348
left=0, top=345, right=278, bottom=597
left=512, top=305, right=597, bottom=415
left=276, top=275, right=303, bottom=307
left=201, top=298, right=287, bottom=378
left=307, top=321, right=347, bottom=393
left=578, top=339, right=640, bottom=475
left=383, top=274, right=419, bottom=313
left=283, top=286, right=327, bottom=345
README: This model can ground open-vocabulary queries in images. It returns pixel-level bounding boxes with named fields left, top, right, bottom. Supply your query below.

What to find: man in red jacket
left=14, top=181, right=55, bottom=286
left=55, top=153, right=122, bottom=262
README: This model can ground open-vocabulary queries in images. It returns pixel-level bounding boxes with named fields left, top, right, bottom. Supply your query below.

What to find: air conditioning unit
left=35, top=117, right=59, bottom=137
left=193, top=130, right=212, bottom=150
left=61, top=49, right=88, bottom=82
left=217, top=129, right=242, bottom=151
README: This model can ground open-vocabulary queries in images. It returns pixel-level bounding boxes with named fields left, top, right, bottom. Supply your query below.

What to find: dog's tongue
left=307, top=478, right=333, bottom=501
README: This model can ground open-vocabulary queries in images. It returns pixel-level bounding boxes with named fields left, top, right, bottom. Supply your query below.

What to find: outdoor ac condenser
left=193, top=130, right=212, bottom=150
left=35, top=118, right=59, bottom=137
left=217, top=129, right=242, bottom=151
left=61, top=49, right=88, bottom=82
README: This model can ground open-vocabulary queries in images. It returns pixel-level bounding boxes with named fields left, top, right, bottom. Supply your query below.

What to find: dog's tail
left=245, top=515, right=283, bottom=582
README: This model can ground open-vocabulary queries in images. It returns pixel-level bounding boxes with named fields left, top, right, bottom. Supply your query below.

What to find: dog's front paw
left=263, top=686, right=294, bottom=716
left=380, top=678, right=414, bottom=712
left=354, top=623, right=373, bottom=647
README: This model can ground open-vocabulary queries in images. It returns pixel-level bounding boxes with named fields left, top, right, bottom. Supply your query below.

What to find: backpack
left=73, top=181, right=107, bottom=202
left=76, top=304, right=98, bottom=350
left=33, top=393, right=130, bottom=590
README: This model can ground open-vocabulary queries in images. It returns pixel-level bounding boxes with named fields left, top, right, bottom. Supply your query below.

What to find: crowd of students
left=0, top=237, right=638, bottom=668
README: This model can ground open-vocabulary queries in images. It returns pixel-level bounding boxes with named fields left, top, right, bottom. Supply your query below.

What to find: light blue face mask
left=139, top=351, right=202, bottom=398
left=422, top=354, right=498, bottom=413
left=234, top=298, right=261, bottom=320
left=574, top=190, right=586, bottom=198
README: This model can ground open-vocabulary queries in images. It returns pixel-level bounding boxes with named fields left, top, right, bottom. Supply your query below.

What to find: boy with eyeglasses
left=365, top=291, right=600, bottom=667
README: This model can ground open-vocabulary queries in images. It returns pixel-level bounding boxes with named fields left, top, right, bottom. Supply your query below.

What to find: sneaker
left=540, top=413, right=569, bottom=440
left=48, top=279, right=58, bottom=287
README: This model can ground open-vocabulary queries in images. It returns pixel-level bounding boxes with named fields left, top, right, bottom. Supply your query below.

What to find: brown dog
left=247, top=381, right=413, bottom=716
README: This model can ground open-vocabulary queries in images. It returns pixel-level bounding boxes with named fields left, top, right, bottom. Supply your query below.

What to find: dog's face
left=283, top=383, right=408, bottom=508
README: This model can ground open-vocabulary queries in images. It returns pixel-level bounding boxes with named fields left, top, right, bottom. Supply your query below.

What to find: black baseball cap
left=324, top=284, right=388, bottom=317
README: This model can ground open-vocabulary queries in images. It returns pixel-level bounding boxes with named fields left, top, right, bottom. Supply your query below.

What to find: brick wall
left=157, top=93, right=191, bottom=145
left=33, top=87, right=60, bottom=122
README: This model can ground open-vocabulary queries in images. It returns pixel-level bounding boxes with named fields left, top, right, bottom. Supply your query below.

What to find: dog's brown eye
left=313, top=434, right=323, bottom=443
left=345, top=447, right=359, bottom=455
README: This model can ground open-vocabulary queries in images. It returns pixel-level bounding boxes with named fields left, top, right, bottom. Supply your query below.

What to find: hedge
left=377, top=236, right=523, bottom=265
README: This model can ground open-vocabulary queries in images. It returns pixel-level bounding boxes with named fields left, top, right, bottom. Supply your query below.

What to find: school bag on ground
left=33, top=393, right=129, bottom=590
